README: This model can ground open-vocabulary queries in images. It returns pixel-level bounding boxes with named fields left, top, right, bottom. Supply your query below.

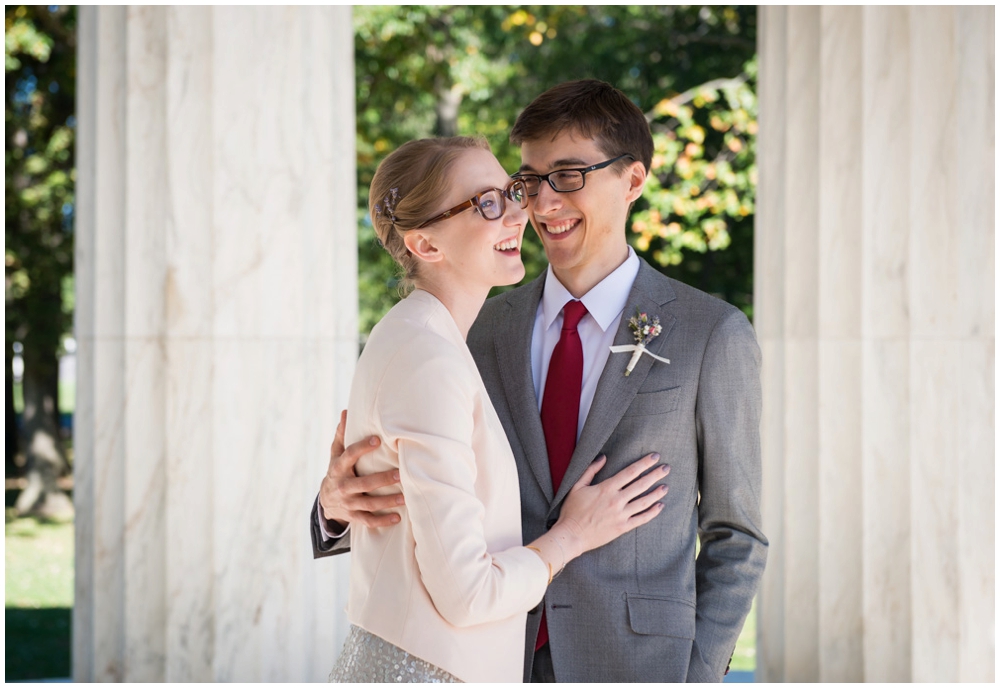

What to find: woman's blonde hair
left=369, top=136, right=491, bottom=293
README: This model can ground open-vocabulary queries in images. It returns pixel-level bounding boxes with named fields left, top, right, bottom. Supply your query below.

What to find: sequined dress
left=329, top=625, right=462, bottom=683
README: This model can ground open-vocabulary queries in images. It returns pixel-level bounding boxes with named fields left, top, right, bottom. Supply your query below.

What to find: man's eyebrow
left=518, top=158, right=589, bottom=174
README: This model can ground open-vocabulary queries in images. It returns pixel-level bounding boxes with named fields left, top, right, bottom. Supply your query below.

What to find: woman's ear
left=402, top=231, right=444, bottom=263
left=625, top=160, right=647, bottom=204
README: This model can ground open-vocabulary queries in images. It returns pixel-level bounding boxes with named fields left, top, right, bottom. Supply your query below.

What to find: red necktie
left=536, top=299, right=588, bottom=650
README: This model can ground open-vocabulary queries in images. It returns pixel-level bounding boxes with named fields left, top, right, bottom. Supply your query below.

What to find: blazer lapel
left=493, top=276, right=555, bottom=500
left=551, top=261, right=677, bottom=508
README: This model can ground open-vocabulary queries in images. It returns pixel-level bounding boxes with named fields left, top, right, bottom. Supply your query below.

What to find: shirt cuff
left=316, top=504, right=351, bottom=541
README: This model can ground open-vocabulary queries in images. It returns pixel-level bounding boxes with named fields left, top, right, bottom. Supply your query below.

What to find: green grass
left=729, top=597, right=757, bottom=673
left=13, top=381, right=24, bottom=414
left=5, top=510, right=74, bottom=680
left=59, top=378, right=75, bottom=414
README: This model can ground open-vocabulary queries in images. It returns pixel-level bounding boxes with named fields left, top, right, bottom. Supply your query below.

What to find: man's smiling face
left=518, top=129, right=646, bottom=296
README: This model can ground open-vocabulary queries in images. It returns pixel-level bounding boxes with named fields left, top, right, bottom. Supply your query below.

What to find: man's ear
left=402, top=231, right=443, bottom=263
left=625, top=161, right=647, bottom=204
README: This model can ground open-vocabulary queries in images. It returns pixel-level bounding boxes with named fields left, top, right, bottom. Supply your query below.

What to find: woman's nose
left=503, top=199, right=528, bottom=226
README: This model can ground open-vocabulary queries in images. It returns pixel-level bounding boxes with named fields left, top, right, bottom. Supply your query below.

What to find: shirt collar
left=541, top=246, right=641, bottom=333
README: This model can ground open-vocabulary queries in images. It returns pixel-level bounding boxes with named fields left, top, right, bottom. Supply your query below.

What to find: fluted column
left=756, top=6, right=994, bottom=682
left=74, top=7, right=357, bottom=681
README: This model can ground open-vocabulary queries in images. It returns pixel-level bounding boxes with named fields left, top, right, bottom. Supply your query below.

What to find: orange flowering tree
left=631, top=60, right=757, bottom=314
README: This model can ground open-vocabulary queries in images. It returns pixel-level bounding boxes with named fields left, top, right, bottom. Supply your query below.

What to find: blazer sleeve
left=310, top=494, right=351, bottom=559
left=689, top=308, right=769, bottom=681
left=377, top=340, right=549, bottom=628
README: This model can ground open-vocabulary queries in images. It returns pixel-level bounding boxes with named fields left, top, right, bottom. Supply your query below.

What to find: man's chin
left=539, top=242, right=578, bottom=268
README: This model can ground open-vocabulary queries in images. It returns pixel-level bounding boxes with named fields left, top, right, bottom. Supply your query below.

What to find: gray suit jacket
left=312, top=259, right=767, bottom=682
left=465, top=259, right=766, bottom=682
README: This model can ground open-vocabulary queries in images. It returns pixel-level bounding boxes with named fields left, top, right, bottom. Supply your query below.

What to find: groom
left=313, top=80, right=766, bottom=682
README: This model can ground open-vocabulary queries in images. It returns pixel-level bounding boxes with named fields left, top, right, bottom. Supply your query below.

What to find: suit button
left=546, top=518, right=557, bottom=530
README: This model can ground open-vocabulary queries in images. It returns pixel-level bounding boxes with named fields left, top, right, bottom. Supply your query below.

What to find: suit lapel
left=551, top=261, right=677, bottom=508
left=493, top=275, right=555, bottom=500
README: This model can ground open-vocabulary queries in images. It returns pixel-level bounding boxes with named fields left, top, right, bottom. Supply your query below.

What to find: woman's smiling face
left=414, top=147, right=529, bottom=291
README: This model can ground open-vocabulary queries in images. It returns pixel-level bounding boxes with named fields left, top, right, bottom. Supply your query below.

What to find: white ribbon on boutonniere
left=611, top=308, right=670, bottom=376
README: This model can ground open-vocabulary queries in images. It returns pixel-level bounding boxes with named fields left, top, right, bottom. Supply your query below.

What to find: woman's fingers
left=626, top=501, right=666, bottom=529
left=571, top=455, right=607, bottom=491
left=602, top=453, right=661, bottom=490
left=624, top=483, right=668, bottom=516
left=557, top=453, right=670, bottom=552
left=619, top=463, right=670, bottom=503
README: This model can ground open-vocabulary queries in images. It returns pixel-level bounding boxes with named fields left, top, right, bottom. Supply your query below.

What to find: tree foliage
left=635, top=62, right=756, bottom=309
left=354, top=5, right=757, bottom=335
left=5, top=5, right=76, bottom=517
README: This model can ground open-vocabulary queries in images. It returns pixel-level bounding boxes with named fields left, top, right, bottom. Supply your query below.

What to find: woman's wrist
left=524, top=545, right=553, bottom=584
left=546, top=522, right=584, bottom=563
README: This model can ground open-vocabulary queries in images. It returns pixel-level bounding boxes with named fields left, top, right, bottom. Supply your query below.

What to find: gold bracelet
left=525, top=545, right=553, bottom=585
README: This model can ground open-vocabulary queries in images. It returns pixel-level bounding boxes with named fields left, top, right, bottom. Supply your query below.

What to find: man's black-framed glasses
left=512, top=153, right=635, bottom=196
left=416, top=178, right=528, bottom=229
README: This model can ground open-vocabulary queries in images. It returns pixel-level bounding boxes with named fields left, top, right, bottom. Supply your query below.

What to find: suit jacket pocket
left=626, top=593, right=696, bottom=639
left=624, top=386, right=681, bottom=417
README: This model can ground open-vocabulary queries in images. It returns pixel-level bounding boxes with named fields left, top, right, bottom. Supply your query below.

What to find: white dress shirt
left=530, top=247, right=641, bottom=440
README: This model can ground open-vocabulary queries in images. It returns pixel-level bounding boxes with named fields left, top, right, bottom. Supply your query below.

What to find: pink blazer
left=344, top=289, right=548, bottom=683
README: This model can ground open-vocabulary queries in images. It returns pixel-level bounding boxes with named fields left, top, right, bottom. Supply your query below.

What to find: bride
left=328, top=136, right=667, bottom=683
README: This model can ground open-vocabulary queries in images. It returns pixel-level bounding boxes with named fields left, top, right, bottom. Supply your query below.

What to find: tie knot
left=561, top=300, right=588, bottom=331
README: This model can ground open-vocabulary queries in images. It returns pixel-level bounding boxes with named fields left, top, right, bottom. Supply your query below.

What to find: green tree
left=354, top=6, right=528, bottom=336
left=5, top=5, right=76, bottom=518
left=634, top=60, right=757, bottom=313
left=353, top=6, right=757, bottom=335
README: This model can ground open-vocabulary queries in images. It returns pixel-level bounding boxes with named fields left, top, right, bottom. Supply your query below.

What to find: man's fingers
left=331, top=435, right=381, bottom=476
left=351, top=510, right=402, bottom=528
left=319, top=470, right=402, bottom=522
left=331, top=410, right=348, bottom=457
left=349, top=491, right=404, bottom=513
left=344, top=468, right=399, bottom=495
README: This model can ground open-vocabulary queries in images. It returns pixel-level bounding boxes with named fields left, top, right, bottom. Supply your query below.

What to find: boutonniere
left=610, top=309, right=670, bottom=376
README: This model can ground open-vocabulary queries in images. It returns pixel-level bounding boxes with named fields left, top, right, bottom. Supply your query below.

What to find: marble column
left=74, top=7, right=357, bottom=681
left=756, top=6, right=994, bottom=682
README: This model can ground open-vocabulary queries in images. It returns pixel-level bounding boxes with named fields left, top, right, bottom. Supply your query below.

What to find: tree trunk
left=13, top=347, right=73, bottom=519
left=434, top=82, right=463, bottom=138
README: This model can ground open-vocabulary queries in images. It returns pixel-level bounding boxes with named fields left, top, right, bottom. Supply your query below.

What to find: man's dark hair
left=510, top=79, right=654, bottom=175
